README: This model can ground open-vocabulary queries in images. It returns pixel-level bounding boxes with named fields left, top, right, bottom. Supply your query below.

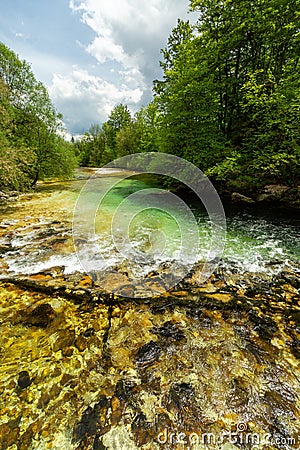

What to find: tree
left=134, top=102, right=161, bottom=153
left=238, top=70, right=300, bottom=185
left=0, top=78, right=37, bottom=190
left=115, top=121, right=142, bottom=157
left=153, top=1, right=300, bottom=189
left=190, top=0, right=300, bottom=142
left=73, top=124, right=107, bottom=167
left=102, top=104, right=132, bottom=158
left=0, top=43, right=77, bottom=189
left=154, top=19, right=225, bottom=169
left=115, top=102, right=161, bottom=156
left=88, top=124, right=106, bottom=166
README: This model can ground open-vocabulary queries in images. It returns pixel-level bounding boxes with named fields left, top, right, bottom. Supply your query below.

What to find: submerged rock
left=17, top=370, right=32, bottom=389
left=0, top=421, right=20, bottom=448
left=231, top=192, right=255, bottom=204
left=150, top=321, right=185, bottom=341
left=227, top=377, right=249, bottom=408
left=52, top=328, right=76, bottom=352
left=248, top=310, right=278, bottom=342
left=0, top=256, right=299, bottom=449
left=73, top=395, right=110, bottom=448
left=0, top=244, right=12, bottom=255
left=73, top=405, right=99, bottom=443
left=136, top=341, right=162, bottom=367
left=83, top=327, right=95, bottom=338
left=75, top=335, right=87, bottom=352
left=166, top=382, right=204, bottom=430
left=24, top=303, right=56, bottom=328
left=257, top=184, right=289, bottom=202
left=168, top=382, right=195, bottom=407
left=131, top=412, right=153, bottom=446
left=291, top=339, right=300, bottom=359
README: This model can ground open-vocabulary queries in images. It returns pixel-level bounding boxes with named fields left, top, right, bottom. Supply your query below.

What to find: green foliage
left=115, top=102, right=161, bottom=156
left=76, top=124, right=106, bottom=167
left=206, top=152, right=241, bottom=181
left=240, top=70, right=300, bottom=183
left=102, top=104, right=132, bottom=157
left=116, top=121, right=142, bottom=157
left=152, top=0, right=300, bottom=190
left=0, top=43, right=77, bottom=191
left=135, top=102, right=161, bottom=153
left=0, top=76, right=36, bottom=190
left=153, top=19, right=226, bottom=169
left=38, top=137, right=78, bottom=180
left=75, top=103, right=162, bottom=167
left=0, top=135, right=37, bottom=191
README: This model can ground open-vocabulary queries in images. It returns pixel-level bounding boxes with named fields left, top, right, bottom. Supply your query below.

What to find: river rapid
left=0, top=168, right=299, bottom=450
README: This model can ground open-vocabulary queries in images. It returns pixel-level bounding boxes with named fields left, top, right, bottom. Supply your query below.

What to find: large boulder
left=257, top=184, right=289, bottom=202
left=231, top=192, right=255, bottom=204
left=256, top=185, right=300, bottom=208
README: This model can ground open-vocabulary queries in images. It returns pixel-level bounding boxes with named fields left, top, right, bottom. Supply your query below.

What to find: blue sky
left=0, top=0, right=196, bottom=137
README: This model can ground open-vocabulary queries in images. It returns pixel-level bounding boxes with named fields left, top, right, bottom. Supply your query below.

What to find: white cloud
left=50, top=68, right=143, bottom=107
left=86, top=35, right=126, bottom=65
left=49, top=67, right=143, bottom=133
left=3, top=0, right=196, bottom=134
left=69, top=0, right=192, bottom=71
left=119, top=67, right=145, bottom=87
left=47, top=0, right=195, bottom=133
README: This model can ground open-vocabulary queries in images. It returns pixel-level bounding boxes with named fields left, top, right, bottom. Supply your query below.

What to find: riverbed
left=0, top=169, right=299, bottom=450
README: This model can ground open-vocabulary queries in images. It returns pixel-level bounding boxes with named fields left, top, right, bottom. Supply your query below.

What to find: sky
left=0, top=0, right=196, bottom=137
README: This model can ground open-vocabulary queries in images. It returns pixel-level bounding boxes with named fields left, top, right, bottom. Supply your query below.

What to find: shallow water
left=0, top=169, right=299, bottom=450
left=0, top=169, right=299, bottom=280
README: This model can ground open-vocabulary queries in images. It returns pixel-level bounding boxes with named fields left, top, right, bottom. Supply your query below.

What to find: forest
left=0, top=0, right=299, bottom=194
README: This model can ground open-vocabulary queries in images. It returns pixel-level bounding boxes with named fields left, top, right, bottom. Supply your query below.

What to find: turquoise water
left=0, top=169, right=299, bottom=278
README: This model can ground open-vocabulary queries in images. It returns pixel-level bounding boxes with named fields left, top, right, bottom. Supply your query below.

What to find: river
left=0, top=168, right=299, bottom=449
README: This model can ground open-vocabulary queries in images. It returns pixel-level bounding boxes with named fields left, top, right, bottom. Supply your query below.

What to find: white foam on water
left=2, top=253, right=81, bottom=276
left=3, top=217, right=298, bottom=279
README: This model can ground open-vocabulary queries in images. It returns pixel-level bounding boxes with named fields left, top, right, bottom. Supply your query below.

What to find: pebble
left=151, top=321, right=185, bottom=341
left=136, top=341, right=162, bottom=367
left=17, top=371, right=32, bottom=389
left=25, top=303, right=56, bottom=328
left=62, top=346, right=74, bottom=357
left=75, top=335, right=87, bottom=352
left=83, top=327, right=95, bottom=338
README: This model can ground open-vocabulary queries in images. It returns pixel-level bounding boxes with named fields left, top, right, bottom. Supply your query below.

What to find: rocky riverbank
left=230, top=185, right=300, bottom=210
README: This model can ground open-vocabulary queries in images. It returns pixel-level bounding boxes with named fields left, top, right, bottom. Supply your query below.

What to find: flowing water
left=0, top=169, right=299, bottom=450
left=1, top=169, right=299, bottom=280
